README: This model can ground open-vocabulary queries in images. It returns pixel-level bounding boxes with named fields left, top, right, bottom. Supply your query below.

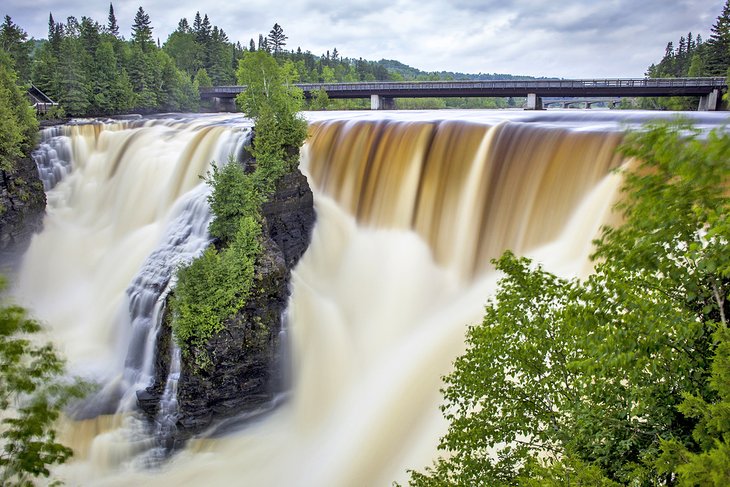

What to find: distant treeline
left=0, top=5, right=541, bottom=115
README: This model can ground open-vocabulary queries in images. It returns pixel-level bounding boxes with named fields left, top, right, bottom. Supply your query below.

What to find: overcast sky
left=2, top=0, right=724, bottom=78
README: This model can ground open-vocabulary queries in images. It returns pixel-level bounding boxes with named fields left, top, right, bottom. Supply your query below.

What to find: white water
left=12, top=110, right=730, bottom=485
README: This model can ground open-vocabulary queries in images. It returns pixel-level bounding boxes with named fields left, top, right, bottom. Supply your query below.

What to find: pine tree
left=267, top=23, right=287, bottom=55
left=0, top=16, right=32, bottom=82
left=48, top=14, right=63, bottom=55
left=249, top=38, right=255, bottom=52
left=258, top=34, right=268, bottom=52
left=107, top=3, right=119, bottom=37
left=707, top=0, right=730, bottom=75
left=57, top=37, right=91, bottom=115
left=192, top=12, right=202, bottom=36
left=131, top=7, right=153, bottom=51
left=177, top=18, right=190, bottom=33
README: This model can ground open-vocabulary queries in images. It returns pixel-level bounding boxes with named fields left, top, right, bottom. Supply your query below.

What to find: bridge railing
left=200, top=77, right=727, bottom=96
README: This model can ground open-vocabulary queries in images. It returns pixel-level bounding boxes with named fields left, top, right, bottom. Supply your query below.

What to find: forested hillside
left=0, top=4, right=539, bottom=115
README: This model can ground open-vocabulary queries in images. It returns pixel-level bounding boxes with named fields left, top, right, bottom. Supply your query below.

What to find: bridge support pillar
left=213, top=97, right=237, bottom=112
left=371, top=94, right=395, bottom=110
left=698, top=89, right=720, bottom=111
left=525, top=93, right=543, bottom=110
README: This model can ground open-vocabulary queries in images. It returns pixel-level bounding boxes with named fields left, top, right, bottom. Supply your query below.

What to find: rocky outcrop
left=0, top=156, right=46, bottom=267
left=138, top=168, right=315, bottom=441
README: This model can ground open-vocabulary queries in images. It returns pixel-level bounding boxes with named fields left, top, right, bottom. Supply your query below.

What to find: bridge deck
left=201, top=78, right=727, bottom=100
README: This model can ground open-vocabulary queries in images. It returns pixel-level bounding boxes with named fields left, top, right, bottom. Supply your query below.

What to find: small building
left=27, top=84, right=58, bottom=114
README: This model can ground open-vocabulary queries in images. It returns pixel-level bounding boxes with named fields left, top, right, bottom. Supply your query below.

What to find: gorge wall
left=139, top=169, right=315, bottom=440
left=0, top=154, right=46, bottom=266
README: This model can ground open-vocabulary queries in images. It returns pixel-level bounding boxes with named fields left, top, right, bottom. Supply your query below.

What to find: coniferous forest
left=0, top=4, right=528, bottom=116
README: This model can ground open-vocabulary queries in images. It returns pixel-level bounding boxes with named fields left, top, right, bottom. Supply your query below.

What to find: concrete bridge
left=542, top=98, right=623, bottom=109
left=200, top=77, right=727, bottom=111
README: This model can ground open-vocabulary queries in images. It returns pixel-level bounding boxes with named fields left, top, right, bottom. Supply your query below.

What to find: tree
left=707, top=0, right=730, bottom=75
left=407, top=122, right=730, bottom=485
left=164, top=28, right=202, bottom=77
left=56, top=36, right=91, bottom=116
left=0, top=277, right=88, bottom=485
left=258, top=34, right=268, bottom=53
left=310, top=87, right=329, bottom=110
left=107, top=3, right=119, bottom=36
left=131, top=7, right=153, bottom=52
left=267, top=23, right=287, bottom=55
left=193, top=67, right=212, bottom=88
left=235, top=51, right=307, bottom=171
left=0, top=16, right=32, bottom=82
left=0, top=50, right=37, bottom=176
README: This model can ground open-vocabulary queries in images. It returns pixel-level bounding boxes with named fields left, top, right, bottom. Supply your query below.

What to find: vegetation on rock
left=171, top=50, right=307, bottom=369
left=406, top=121, right=730, bottom=486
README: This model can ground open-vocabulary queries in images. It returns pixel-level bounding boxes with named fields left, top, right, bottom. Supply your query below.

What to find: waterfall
left=32, top=125, right=74, bottom=191
left=14, top=115, right=252, bottom=464
left=12, top=110, right=730, bottom=485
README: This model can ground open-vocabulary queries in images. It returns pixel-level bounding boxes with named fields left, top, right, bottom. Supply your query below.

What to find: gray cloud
left=1, top=0, right=724, bottom=78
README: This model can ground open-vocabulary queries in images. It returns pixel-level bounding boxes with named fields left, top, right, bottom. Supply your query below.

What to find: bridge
left=542, top=98, right=623, bottom=109
left=200, top=77, right=727, bottom=111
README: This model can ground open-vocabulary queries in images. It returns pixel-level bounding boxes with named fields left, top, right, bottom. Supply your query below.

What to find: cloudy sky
left=2, top=0, right=723, bottom=78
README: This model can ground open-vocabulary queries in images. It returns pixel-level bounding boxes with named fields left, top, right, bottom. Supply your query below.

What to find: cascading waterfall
left=13, top=115, right=252, bottom=467
left=12, top=110, right=730, bottom=485
left=32, top=125, right=74, bottom=191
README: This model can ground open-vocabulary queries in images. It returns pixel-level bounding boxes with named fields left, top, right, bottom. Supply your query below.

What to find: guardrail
left=201, top=78, right=727, bottom=97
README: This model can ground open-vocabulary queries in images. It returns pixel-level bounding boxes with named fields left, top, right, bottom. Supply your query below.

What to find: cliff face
left=0, top=155, right=46, bottom=267
left=138, top=169, right=315, bottom=442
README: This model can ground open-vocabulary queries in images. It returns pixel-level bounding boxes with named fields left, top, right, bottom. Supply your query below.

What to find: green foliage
left=206, top=161, right=260, bottom=245
left=172, top=50, right=307, bottom=369
left=0, top=49, right=37, bottom=174
left=20, top=9, right=205, bottom=115
left=171, top=215, right=261, bottom=368
left=0, top=277, right=89, bottom=485
left=0, top=16, right=32, bottom=83
left=309, top=87, right=329, bottom=110
left=193, top=68, right=212, bottom=89
left=131, top=7, right=153, bottom=52
left=407, top=121, right=730, bottom=485
left=236, top=50, right=308, bottom=172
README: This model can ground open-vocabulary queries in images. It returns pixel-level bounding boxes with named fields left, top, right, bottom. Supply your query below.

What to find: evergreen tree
left=193, top=67, right=212, bottom=88
left=79, top=17, right=101, bottom=57
left=0, top=51, right=37, bottom=173
left=31, top=43, right=59, bottom=100
left=0, top=16, right=32, bottom=82
left=57, top=37, right=91, bottom=115
left=249, top=38, right=255, bottom=52
left=707, top=0, right=730, bottom=75
left=64, top=16, right=80, bottom=37
left=92, top=39, right=133, bottom=113
left=267, top=23, right=287, bottom=55
left=258, top=34, right=268, bottom=52
left=192, top=12, right=202, bottom=36
left=177, top=18, right=190, bottom=33
left=107, top=3, right=119, bottom=37
left=131, top=7, right=153, bottom=52
left=47, top=14, right=62, bottom=55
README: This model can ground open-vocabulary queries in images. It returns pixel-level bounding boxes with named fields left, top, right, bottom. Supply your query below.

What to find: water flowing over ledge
left=11, top=110, right=730, bottom=485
